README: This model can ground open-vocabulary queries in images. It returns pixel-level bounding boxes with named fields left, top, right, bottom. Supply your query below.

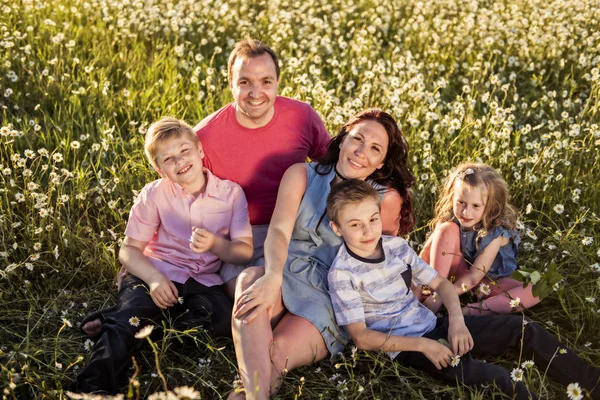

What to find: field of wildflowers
left=1, top=0, right=599, bottom=398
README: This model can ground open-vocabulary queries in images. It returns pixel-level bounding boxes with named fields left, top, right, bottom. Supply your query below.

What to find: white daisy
left=478, top=283, right=491, bottom=296
left=509, top=297, right=521, bottom=309
left=521, top=360, right=535, bottom=368
left=451, top=355, right=461, bottom=367
left=510, top=368, right=524, bottom=382
left=566, top=382, right=583, bottom=400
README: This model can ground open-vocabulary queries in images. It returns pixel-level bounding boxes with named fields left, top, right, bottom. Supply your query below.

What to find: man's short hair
left=144, top=117, right=198, bottom=167
left=327, top=179, right=381, bottom=225
left=227, top=38, right=280, bottom=84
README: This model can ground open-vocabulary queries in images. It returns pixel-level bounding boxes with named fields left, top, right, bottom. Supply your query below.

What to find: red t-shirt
left=196, top=96, right=331, bottom=225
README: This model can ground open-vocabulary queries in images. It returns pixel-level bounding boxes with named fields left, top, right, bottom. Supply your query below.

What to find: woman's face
left=335, top=120, right=389, bottom=180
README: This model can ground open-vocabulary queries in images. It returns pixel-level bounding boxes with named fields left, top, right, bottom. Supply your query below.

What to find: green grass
left=1, top=0, right=599, bottom=398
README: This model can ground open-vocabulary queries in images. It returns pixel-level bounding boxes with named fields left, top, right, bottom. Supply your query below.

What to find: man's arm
left=307, top=106, right=331, bottom=160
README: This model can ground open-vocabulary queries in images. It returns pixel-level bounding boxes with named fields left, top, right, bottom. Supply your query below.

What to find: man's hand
left=419, top=338, right=455, bottom=370
left=233, top=273, right=282, bottom=324
left=147, top=273, right=178, bottom=309
left=190, top=227, right=216, bottom=253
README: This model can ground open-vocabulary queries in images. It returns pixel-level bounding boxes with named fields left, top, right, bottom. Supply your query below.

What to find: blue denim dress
left=459, top=224, right=521, bottom=280
left=281, top=162, right=385, bottom=359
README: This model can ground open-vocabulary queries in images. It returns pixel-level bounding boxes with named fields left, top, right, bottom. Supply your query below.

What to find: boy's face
left=330, top=198, right=383, bottom=259
left=153, top=136, right=205, bottom=191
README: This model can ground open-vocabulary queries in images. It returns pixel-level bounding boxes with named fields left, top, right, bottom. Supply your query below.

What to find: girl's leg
left=463, top=277, right=541, bottom=315
left=229, top=267, right=286, bottom=400
left=420, top=222, right=470, bottom=280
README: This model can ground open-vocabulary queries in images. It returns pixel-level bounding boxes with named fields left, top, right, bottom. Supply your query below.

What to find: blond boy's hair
left=144, top=117, right=198, bottom=167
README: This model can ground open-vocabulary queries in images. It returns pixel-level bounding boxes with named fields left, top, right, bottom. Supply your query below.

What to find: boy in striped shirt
left=327, top=179, right=599, bottom=399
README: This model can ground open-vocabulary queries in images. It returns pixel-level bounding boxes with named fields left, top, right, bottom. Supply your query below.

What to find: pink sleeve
left=124, top=184, right=160, bottom=242
left=229, top=185, right=252, bottom=240
left=307, top=108, right=331, bottom=160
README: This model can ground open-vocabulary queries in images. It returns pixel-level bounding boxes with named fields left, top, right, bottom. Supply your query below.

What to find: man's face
left=230, top=53, right=280, bottom=128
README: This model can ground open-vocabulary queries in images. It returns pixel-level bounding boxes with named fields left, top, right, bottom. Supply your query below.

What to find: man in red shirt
left=195, top=38, right=332, bottom=294
left=81, top=39, right=331, bottom=335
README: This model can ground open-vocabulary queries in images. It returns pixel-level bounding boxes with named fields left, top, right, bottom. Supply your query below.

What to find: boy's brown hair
left=227, top=38, right=280, bottom=84
left=144, top=117, right=198, bottom=167
left=327, top=179, right=381, bottom=226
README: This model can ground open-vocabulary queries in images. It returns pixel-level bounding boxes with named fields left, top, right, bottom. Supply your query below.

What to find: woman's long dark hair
left=317, top=109, right=416, bottom=235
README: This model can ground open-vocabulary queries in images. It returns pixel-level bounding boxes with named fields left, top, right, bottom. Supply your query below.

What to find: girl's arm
left=233, top=163, right=308, bottom=323
left=453, top=235, right=510, bottom=295
left=119, top=236, right=178, bottom=309
left=380, top=189, right=402, bottom=235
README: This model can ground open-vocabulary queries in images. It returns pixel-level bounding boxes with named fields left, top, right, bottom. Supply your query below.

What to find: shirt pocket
left=400, top=265, right=412, bottom=295
left=202, top=209, right=233, bottom=238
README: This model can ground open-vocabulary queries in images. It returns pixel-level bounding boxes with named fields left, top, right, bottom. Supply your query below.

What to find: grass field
left=1, top=0, right=599, bottom=398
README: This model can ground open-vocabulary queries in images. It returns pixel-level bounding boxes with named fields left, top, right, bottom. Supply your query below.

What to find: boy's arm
left=346, top=322, right=455, bottom=370
left=190, top=229, right=253, bottom=265
left=190, top=183, right=253, bottom=265
left=119, top=236, right=178, bottom=309
left=428, top=275, right=474, bottom=356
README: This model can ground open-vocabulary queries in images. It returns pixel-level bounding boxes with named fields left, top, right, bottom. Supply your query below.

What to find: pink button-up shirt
left=124, top=169, right=252, bottom=286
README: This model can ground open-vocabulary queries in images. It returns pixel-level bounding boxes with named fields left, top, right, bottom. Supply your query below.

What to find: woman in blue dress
left=228, top=109, right=415, bottom=399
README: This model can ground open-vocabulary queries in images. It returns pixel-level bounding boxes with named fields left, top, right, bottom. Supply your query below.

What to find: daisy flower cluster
left=0, top=0, right=598, bottom=397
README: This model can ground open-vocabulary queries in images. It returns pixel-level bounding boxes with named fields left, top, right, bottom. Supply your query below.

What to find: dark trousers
left=396, top=315, right=600, bottom=399
left=75, top=274, right=232, bottom=394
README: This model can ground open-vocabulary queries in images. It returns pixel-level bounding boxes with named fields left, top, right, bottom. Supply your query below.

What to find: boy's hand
left=148, top=274, right=179, bottom=309
left=423, top=295, right=442, bottom=313
left=234, top=273, right=282, bottom=324
left=419, top=338, right=454, bottom=370
left=190, top=227, right=216, bottom=253
left=448, top=316, right=474, bottom=356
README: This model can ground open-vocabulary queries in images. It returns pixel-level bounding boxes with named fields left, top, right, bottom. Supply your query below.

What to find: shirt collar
left=167, top=168, right=220, bottom=199
left=344, top=238, right=386, bottom=264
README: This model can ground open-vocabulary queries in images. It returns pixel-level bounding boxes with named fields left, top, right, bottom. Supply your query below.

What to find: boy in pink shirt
left=75, top=117, right=252, bottom=394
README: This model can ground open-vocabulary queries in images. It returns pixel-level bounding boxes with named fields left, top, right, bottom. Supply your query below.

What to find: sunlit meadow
left=1, top=0, right=599, bottom=398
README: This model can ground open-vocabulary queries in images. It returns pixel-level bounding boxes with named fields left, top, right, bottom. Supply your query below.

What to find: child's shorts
left=219, top=225, right=268, bottom=282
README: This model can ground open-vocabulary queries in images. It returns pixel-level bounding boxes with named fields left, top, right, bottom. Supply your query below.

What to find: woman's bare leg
left=229, top=267, right=285, bottom=400
left=267, top=312, right=329, bottom=394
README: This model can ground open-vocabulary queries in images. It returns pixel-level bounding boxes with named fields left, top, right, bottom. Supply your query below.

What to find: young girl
left=420, top=162, right=539, bottom=315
